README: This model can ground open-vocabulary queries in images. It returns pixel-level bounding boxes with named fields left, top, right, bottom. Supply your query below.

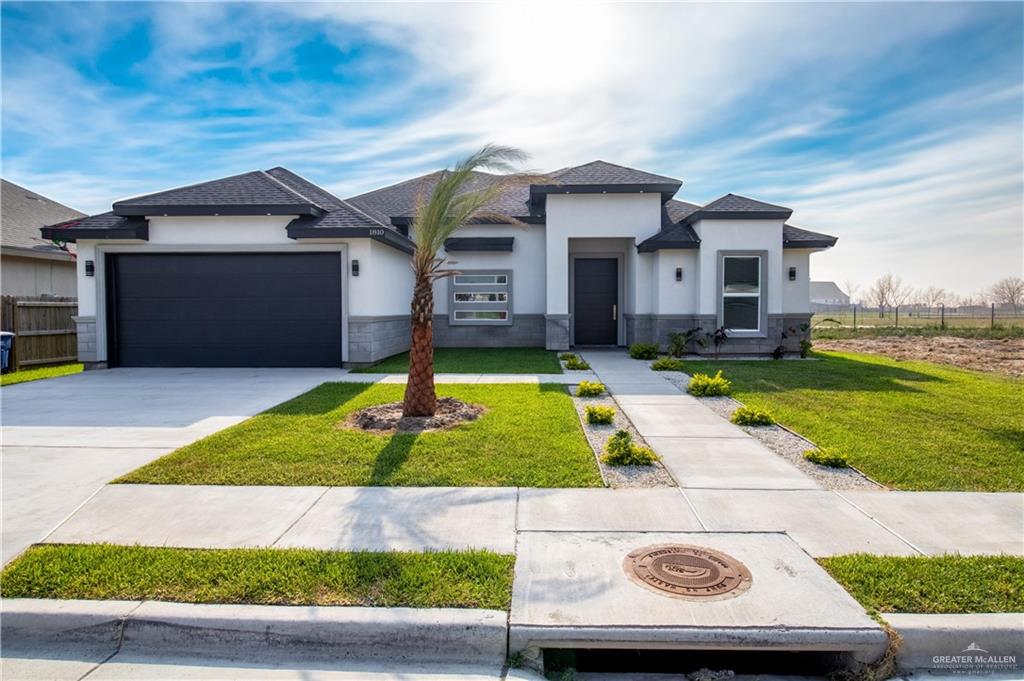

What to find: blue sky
left=2, top=2, right=1021, bottom=295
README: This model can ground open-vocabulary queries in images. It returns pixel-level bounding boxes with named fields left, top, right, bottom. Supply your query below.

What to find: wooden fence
left=0, top=296, right=78, bottom=371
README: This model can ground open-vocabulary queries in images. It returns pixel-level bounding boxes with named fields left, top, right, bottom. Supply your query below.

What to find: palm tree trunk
left=402, top=276, right=436, bottom=417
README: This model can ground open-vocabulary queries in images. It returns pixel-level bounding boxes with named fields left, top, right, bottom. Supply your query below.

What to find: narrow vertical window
left=722, top=256, right=761, bottom=332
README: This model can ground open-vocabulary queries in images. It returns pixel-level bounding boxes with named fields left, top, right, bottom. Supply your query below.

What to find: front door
left=573, top=258, right=618, bottom=345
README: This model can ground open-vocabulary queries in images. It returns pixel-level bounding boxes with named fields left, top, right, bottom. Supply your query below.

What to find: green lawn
left=0, top=544, right=514, bottom=609
left=1, top=363, right=82, bottom=386
left=682, top=351, right=1023, bottom=491
left=351, top=347, right=562, bottom=374
left=820, top=554, right=1024, bottom=615
left=117, top=382, right=602, bottom=487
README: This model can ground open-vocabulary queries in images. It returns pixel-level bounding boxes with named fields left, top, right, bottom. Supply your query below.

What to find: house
left=2, top=179, right=84, bottom=298
left=810, top=281, right=850, bottom=309
left=40, top=161, right=836, bottom=368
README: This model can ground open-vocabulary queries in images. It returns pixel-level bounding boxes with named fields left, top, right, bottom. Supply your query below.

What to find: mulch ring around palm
left=341, top=397, right=486, bottom=434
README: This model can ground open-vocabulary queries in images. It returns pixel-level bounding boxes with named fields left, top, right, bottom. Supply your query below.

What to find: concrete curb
left=1, top=599, right=508, bottom=667
left=884, top=613, right=1024, bottom=673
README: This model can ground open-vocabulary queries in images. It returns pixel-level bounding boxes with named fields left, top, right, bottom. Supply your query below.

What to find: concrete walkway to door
left=1, top=367, right=347, bottom=564
left=579, top=350, right=1024, bottom=558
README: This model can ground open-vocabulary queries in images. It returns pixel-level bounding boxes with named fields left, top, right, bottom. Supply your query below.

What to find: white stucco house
left=41, top=161, right=836, bottom=368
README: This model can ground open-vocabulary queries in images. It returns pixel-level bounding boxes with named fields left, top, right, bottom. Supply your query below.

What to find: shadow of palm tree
left=368, top=432, right=419, bottom=486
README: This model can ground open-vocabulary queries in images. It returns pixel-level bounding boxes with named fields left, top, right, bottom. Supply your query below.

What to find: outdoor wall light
left=788, top=266, right=796, bottom=281
left=85, top=260, right=95, bottom=277
left=351, top=259, right=360, bottom=277
left=675, top=267, right=683, bottom=282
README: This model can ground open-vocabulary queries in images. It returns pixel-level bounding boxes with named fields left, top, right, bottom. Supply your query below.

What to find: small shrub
left=558, top=352, right=575, bottom=361
left=602, top=430, right=658, bottom=466
left=803, top=448, right=848, bottom=468
left=575, top=380, right=606, bottom=397
left=628, top=343, right=659, bottom=360
left=651, top=357, right=685, bottom=371
left=730, top=406, right=775, bottom=426
left=585, top=405, right=615, bottom=424
left=564, top=355, right=591, bottom=370
left=686, top=370, right=732, bottom=396
left=799, top=339, right=813, bottom=358
left=666, top=328, right=705, bottom=357
left=771, top=345, right=786, bottom=360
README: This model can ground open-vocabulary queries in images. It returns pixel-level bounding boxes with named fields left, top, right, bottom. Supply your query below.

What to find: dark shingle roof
left=783, top=223, right=838, bottom=249
left=699, top=193, right=792, bottom=217
left=264, top=167, right=384, bottom=229
left=550, top=160, right=681, bottom=187
left=1, top=179, right=84, bottom=258
left=664, top=198, right=701, bottom=224
left=112, top=170, right=321, bottom=216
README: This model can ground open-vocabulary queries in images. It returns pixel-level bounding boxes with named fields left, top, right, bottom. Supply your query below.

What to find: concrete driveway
left=1, top=367, right=346, bottom=564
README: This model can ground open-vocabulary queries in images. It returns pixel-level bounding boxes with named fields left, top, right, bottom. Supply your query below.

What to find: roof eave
left=784, top=238, right=838, bottom=250
left=530, top=183, right=680, bottom=205
left=40, top=220, right=149, bottom=244
left=286, top=225, right=414, bottom=255
left=689, top=209, right=793, bottom=222
left=0, top=245, right=76, bottom=262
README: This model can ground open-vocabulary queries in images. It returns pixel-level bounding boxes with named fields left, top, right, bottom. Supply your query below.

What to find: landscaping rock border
left=568, top=388, right=676, bottom=489
left=341, top=397, right=485, bottom=434
left=657, top=372, right=881, bottom=491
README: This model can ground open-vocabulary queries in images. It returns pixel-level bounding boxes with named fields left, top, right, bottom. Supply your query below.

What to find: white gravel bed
left=568, top=389, right=677, bottom=488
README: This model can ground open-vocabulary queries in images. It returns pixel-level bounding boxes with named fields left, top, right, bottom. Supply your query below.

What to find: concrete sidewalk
left=336, top=371, right=593, bottom=384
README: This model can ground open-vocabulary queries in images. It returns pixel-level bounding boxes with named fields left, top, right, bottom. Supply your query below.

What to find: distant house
left=2, top=180, right=83, bottom=297
left=810, top=281, right=849, bottom=309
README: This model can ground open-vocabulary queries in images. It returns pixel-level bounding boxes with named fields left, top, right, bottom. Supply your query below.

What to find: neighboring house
left=810, top=281, right=850, bottom=310
left=2, top=179, right=84, bottom=297
left=41, top=161, right=836, bottom=368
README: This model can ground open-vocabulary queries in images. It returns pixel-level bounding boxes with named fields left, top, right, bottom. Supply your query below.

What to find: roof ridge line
left=259, top=169, right=323, bottom=210
left=113, top=169, right=268, bottom=206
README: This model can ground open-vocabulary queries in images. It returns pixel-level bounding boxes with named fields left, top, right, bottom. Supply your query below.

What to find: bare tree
left=990, top=276, right=1024, bottom=313
left=865, top=273, right=911, bottom=312
left=919, top=286, right=949, bottom=308
left=842, top=278, right=860, bottom=304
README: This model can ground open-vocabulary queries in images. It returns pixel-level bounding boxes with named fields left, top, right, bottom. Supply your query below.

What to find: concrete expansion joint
left=270, top=486, right=331, bottom=547
left=832, top=490, right=926, bottom=556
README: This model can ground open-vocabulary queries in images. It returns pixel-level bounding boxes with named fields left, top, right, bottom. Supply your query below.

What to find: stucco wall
left=651, top=249, right=699, bottom=315
left=1, top=254, right=77, bottom=297
left=692, top=218, right=785, bottom=317
left=782, top=249, right=811, bottom=314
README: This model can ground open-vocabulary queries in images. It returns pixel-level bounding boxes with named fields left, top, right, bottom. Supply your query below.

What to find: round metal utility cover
left=624, top=544, right=753, bottom=601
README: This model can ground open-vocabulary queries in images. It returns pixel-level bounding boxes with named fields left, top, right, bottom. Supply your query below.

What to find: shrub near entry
left=687, top=370, right=732, bottom=396
left=651, top=357, right=685, bottom=371
left=602, top=430, right=657, bottom=466
left=585, top=405, right=615, bottom=424
left=575, top=381, right=606, bottom=397
left=730, top=406, right=775, bottom=426
left=629, top=343, right=659, bottom=360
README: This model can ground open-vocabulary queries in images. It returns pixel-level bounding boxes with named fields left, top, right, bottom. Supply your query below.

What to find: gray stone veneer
left=348, top=315, right=411, bottom=366
left=433, top=314, right=545, bottom=348
left=624, top=313, right=813, bottom=356
left=544, top=315, right=571, bottom=351
left=71, top=315, right=105, bottom=368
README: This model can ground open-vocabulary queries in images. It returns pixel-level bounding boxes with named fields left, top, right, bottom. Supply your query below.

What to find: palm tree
left=402, top=144, right=534, bottom=417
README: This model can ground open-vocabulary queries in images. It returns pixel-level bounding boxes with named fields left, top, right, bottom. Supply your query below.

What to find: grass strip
left=1, top=544, right=515, bottom=609
left=819, top=554, right=1024, bottom=615
left=351, top=347, right=563, bottom=374
left=1, top=363, right=83, bottom=386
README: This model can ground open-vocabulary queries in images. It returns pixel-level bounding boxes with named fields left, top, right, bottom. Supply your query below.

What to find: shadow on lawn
left=262, top=382, right=378, bottom=416
left=689, top=353, right=946, bottom=394
left=369, top=432, right=418, bottom=485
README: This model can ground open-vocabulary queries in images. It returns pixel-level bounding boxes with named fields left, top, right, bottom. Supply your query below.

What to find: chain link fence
left=811, top=303, right=1024, bottom=329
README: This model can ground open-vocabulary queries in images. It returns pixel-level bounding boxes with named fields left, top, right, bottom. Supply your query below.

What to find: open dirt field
left=815, top=335, right=1024, bottom=378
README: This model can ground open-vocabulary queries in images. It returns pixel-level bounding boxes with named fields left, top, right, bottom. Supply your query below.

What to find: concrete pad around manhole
left=839, top=491, right=1024, bottom=556
left=623, top=405, right=749, bottom=438
left=684, top=489, right=918, bottom=557
left=510, top=531, right=886, bottom=658
left=518, top=489, right=702, bottom=532
left=275, top=487, right=517, bottom=553
left=650, top=437, right=819, bottom=490
left=44, top=485, right=327, bottom=549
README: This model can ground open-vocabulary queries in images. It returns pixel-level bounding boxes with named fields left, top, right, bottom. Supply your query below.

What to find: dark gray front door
left=107, top=253, right=342, bottom=367
left=573, top=258, right=618, bottom=345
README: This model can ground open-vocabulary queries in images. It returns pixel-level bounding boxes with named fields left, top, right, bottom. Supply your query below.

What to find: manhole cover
left=624, top=544, right=752, bottom=600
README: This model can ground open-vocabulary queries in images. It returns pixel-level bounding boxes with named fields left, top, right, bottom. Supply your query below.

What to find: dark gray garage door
left=107, top=253, right=342, bottom=367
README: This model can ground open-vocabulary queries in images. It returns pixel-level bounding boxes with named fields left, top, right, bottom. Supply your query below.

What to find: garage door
left=107, top=253, right=342, bottom=367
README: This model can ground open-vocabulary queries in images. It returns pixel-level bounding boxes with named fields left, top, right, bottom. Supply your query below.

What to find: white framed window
left=450, top=270, right=512, bottom=325
left=722, top=255, right=761, bottom=333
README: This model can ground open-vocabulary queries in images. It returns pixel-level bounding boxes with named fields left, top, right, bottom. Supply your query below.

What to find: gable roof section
left=2, top=179, right=84, bottom=259
left=692, top=193, right=793, bottom=220
left=111, top=170, right=322, bottom=217
left=531, top=160, right=681, bottom=204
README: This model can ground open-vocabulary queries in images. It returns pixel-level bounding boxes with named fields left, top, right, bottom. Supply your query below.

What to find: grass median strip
left=819, top=554, right=1024, bottom=615
left=1, top=363, right=82, bottom=386
left=1, top=544, right=515, bottom=609
left=116, top=382, right=601, bottom=487
left=682, top=351, right=1023, bottom=491
left=350, top=347, right=563, bottom=374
